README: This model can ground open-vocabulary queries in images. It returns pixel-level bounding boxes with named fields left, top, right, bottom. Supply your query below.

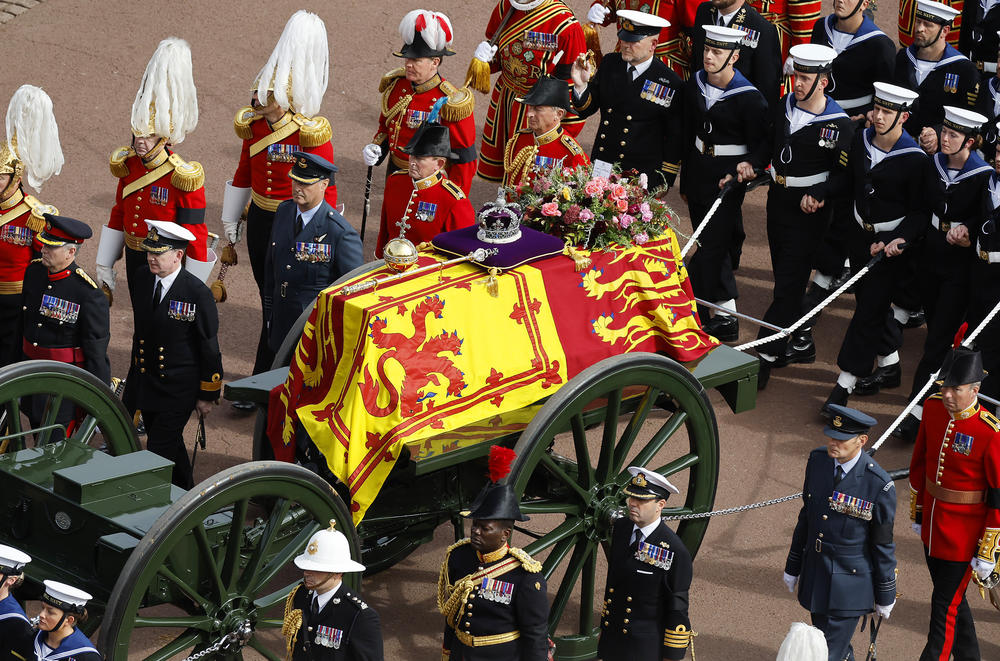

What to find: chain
left=179, top=621, right=252, bottom=661
left=662, top=492, right=801, bottom=520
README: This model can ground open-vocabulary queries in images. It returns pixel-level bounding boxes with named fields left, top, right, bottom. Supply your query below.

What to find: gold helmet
left=0, top=141, right=22, bottom=179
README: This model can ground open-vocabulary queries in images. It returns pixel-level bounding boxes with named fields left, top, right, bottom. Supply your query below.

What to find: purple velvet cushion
left=432, top=225, right=565, bottom=270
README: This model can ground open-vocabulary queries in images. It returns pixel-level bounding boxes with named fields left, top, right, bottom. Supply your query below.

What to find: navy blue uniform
left=785, top=448, right=897, bottom=661
left=0, top=594, right=32, bottom=661
left=264, top=199, right=363, bottom=353
left=285, top=583, right=383, bottom=661
left=975, top=76, right=1000, bottom=161
left=894, top=45, right=980, bottom=138
left=31, top=628, right=101, bottom=661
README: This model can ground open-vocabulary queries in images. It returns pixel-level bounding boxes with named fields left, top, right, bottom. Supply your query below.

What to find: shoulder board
left=379, top=67, right=406, bottom=94
left=293, top=114, right=332, bottom=147
left=560, top=134, right=585, bottom=156
left=75, top=268, right=98, bottom=289
left=22, top=195, right=57, bottom=232
left=168, top=153, right=205, bottom=192
left=980, top=409, right=1000, bottom=431
left=109, top=146, right=135, bottom=178
left=233, top=105, right=260, bottom=140
left=344, top=590, right=368, bottom=610
left=438, top=80, right=475, bottom=122
left=508, top=546, right=542, bottom=573
left=441, top=179, right=465, bottom=200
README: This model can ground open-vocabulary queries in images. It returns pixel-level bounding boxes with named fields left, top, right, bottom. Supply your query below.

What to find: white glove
left=96, top=265, right=116, bottom=292
left=222, top=217, right=241, bottom=244
left=362, top=144, right=383, bottom=167
left=587, top=3, right=611, bottom=23
left=474, top=40, right=498, bottom=63
left=782, top=572, right=798, bottom=593
left=972, top=557, right=996, bottom=580
left=874, top=601, right=895, bottom=619
left=912, top=523, right=922, bottom=536
left=782, top=55, right=795, bottom=76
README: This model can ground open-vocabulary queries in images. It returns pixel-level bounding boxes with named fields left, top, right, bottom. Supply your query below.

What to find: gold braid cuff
left=978, top=528, right=1000, bottom=562
left=281, top=584, right=303, bottom=661
left=910, top=485, right=922, bottom=522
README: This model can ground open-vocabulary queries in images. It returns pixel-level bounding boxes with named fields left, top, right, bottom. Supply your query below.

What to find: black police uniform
left=969, top=172, right=1000, bottom=402
left=123, top=265, right=223, bottom=490
left=894, top=44, right=980, bottom=137
left=572, top=53, right=684, bottom=189
left=756, top=95, right=855, bottom=361
left=785, top=446, right=897, bottom=661
left=680, top=69, right=769, bottom=322
left=811, top=16, right=896, bottom=118
left=0, top=594, right=32, bottom=661
left=975, top=75, right=1000, bottom=160
left=284, top=583, right=383, bottom=661
left=689, top=1, right=782, bottom=109
left=598, top=518, right=693, bottom=661
left=264, top=198, right=363, bottom=353
left=960, top=0, right=1000, bottom=77
left=439, top=540, right=549, bottom=661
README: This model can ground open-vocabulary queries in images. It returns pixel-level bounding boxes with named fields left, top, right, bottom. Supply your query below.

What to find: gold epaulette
left=234, top=105, right=260, bottom=140
left=441, top=179, right=465, bottom=200
left=560, top=134, right=585, bottom=156
left=438, top=80, right=475, bottom=122
left=110, top=146, right=134, bottom=178
left=509, top=546, right=542, bottom=573
left=23, top=195, right=57, bottom=233
left=294, top=114, right=332, bottom=147
left=30, top=257, right=41, bottom=263
left=168, top=153, right=205, bottom=192
left=379, top=67, right=406, bottom=93
left=980, top=408, right=1000, bottom=432
left=75, top=268, right=98, bottom=289
left=282, top=584, right=303, bottom=661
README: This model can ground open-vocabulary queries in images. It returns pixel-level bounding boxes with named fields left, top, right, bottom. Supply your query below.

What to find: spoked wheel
left=506, top=353, right=719, bottom=661
left=98, top=461, right=359, bottom=661
left=0, top=360, right=139, bottom=455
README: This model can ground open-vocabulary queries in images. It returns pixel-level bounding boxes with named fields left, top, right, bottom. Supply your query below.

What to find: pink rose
left=579, top=209, right=595, bottom=221
left=640, top=202, right=653, bottom=222
left=541, top=202, right=561, bottom=217
left=634, top=231, right=649, bottom=245
left=616, top=198, right=628, bottom=212
left=584, top=180, right=602, bottom=197
left=610, top=184, right=627, bottom=199
left=638, top=173, right=649, bottom=189
left=619, top=213, right=635, bottom=228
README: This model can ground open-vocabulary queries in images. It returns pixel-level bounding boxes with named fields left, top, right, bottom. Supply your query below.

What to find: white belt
left=930, top=214, right=963, bottom=231
left=836, top=94, right=872, bottom=112
left=977, top=61, right=998, bottom=73
left=695, top=136, right=749, bottom=157
left=854, top=204, right=903, bottom=233
left=769, top=167, right=829, bottom=188
left=977, top=238, right=1000, bottom=263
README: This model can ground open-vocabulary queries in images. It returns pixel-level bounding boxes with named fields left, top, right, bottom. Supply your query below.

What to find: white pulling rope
left=681, top=183, right=733, bottom=258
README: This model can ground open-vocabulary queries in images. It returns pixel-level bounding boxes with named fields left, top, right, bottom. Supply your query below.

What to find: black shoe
left=757, top=357, right=773, bottom=390
left=903, top=310, right=926, bottom=329
left=802, top=282, right=831, bottom=313
left=821, top=385, right=850, bottom=419
left=853, top=363, right=902, bottom=396
left=891, top=413, right=921, bottom=442
left=784, top=331, right=816, bottom=364
left=703, top=314, right=739, bottom=342
left=232, top=400, right=255, bottom=412
left=830, top=265, right=852, bottom=292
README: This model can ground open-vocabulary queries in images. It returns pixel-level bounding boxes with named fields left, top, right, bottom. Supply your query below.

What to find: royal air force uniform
left=810, top=14, right=896, bottom=118
left=0, top=546, right=32, bottom=661
left=283, top=584, right=382, bottom=661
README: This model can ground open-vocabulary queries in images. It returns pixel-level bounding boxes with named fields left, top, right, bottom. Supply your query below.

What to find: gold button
left=139, top=349, right=144, bottom=354
left=266, top=187, right=272, bottom=192
left=159, top=347, right=164, bottom=351
left=600, top=133, right=606, bottom=138
left=619, top=154, right=624, bottom=158
left=599, top=146, right=605, bottom=152
left=266, top=170, right=272, bottom=175
left=626, top=596, right=632, bottom=602
left=626, top=115, right=632, bottom=120
left=32, top=342, right=37, bottom=347
left=159, top=355, right=164, bottom=360
left=625, top=608, right=631, bottom=613
left=822, top=515, right=828, bottom=520
left=622, top=628, right=627, bottom=634
left=851, top=569, right=856, bottom=574
left=603, top=621, right=609, bottom=626
left=46, top=285, right=51, bottom=290
left=608, top=108, right=613, bottom=113
left=140, top=340, right=144, bottom=344
left=620, top=141, right=626, bottom=146
left=609, top=589, right=614, bottom=593
left=603, top=120, right=609, bottom=126
left=134, top=214, right=139, bottom=219
left=159, top=364, right=164, bottom=369
left=623, top=619, right=629, bottom=624
left=137, top=196, right=142, bottom=201
left=818, top=533, right=824, bottom=538
left=141, top=368, right=146, bottom=373
left=36, top=323, right=41, bottom=327
left=623, top=128, right=629, bottom=134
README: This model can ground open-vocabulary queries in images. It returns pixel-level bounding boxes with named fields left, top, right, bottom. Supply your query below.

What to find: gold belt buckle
left=775, top=174, right=786, bottom=186
left=982, top=250, right=990, bottom=261
left=941, top=222, right=951, bottom=232
left=815, top=539, right=822, bottom=552
left=977, top=61, right=985, bottom=71
left=864, top=223, right=874, bottom=232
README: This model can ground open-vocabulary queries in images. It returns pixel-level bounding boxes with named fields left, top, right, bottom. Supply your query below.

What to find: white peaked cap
left=703, top=25, right=747, bottom=47
left=131, top=37, right=198, bottom=144
left=915, top=0, right=960, bottom=22
left=42, top=580, right=92, bottom=611
left=616, top=9, right=671, bottom=29
left=255, top=10, right=329, bottom=118
left=145, top=219, right=196, bottom=242
left=6, top=85, right=63, bottom=191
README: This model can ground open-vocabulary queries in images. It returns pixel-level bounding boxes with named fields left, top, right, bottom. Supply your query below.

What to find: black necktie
left=294, top=214, right=303, bottom=236
left=152, top=280, right=163, bottom=308
left=630, top=530, right=643, bottom=551
left=311, top=595, right=319, bottom=616
left=834, top=465, right=846, bottom=487
left=628, top=65, right=637, bottom=80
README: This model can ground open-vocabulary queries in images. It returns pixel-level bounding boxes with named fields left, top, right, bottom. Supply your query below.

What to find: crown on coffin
left=477, top=189, right=523, bottom=245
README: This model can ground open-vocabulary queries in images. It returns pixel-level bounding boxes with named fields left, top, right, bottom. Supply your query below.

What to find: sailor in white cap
left=282, top=521, right=383, bottom=660
left=122, top=219, right=223, bottom=490
left=961, top=0, right=1000, bottom=78
left=570, top=10, right=685, bottom=191
left=0, top=545, right=32, bottom=661
left=598, top=467, right=693, bottom=660
left=755, top=44, right=857, bottom=390
left=681, top=24, right=769, bottom=344
left=821, top=82, right=930, bottom=417
left=896, top=0, right=978, bottom=152
left=33, top=580, right=100, bottom=661
left=973, top=33, right=1000, bottom=162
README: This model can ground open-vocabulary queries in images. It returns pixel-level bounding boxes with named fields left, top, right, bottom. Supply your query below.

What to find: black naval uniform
left=690, top=1, right=782, bottom=109
left=284, top=583, right=383, bottom=661
left=756, top=95, right=855, bottom=358
left=123, top=266, right=222, bottom=490
left=785, top=447, right=897, bottom=661
left=0, top=594, right=32, bottom=661
left=895, top=44, right=980, bottom=138
left=598, top=518, right=693, bottom=661
left=975, top=75, right=1000, bottom=160
left=969, top=172, right=1000, bottom=402
left=30, top=628, right=101, bottom=661
left=960, top=0, right=1000, bottom=78
left=680, top=69, right=769, bottom=313
left=439, top=540, right=549, bottom=661
left=572, top=52, right=684, bottom=189
left=264, top=199, right=363, bottom=355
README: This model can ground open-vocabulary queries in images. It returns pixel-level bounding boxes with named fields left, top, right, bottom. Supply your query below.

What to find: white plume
left=131, top=37, right=199, bottom=144
left=6, top=85, right=63, bottom=191
left=255, top=10, right=329, bottom=118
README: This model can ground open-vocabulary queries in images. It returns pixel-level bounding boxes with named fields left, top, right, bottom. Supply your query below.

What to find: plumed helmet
left=5, top=84, right=63, bottom=191
left=395, top=9, right=456, bottom=58
left=131, top=37, right=198, bottom=143
left=254, top=10, right=329, bottom=118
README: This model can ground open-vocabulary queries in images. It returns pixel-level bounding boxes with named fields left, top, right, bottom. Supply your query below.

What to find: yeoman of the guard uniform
left=31, top=580, right=101, bottom=661
left=0, top=545, right=33, bottom=661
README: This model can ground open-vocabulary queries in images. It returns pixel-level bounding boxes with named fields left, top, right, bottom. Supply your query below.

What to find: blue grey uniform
left=784, top=447, right=897, bottom=661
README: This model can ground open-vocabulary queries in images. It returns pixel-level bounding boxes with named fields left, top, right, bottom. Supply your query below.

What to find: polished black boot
left=820, top=385, right=850, bottom=419
left=853, top=363, right=902, bottom=396
left=702, top=314, right=739, bottom=342
left=784, top=329, right=816, bottom=364
left=891, top=413, right=921, bottom=442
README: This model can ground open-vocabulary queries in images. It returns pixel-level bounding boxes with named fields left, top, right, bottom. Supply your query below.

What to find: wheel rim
left=98, top=462, right=358, bottom=661
left=0, top=360, right=139, bottom=455
left=506, top=353, right=719, bottom=659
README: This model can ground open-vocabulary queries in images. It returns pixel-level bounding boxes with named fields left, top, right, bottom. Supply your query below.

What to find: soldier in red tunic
left=95, top=37, right=211, bottom=306
left=502, top=77, right=590, bottom=190
left=585, top=1, right=692, bottom=79
left=376, top=117, right=475, bottom=258
left=909, top=340, right=1000, bottom=661
left=363, top=9, right=477, bottom=196
left=473, top=0, right=588, bottom=182
left=0, top=84, right=62, bottom=368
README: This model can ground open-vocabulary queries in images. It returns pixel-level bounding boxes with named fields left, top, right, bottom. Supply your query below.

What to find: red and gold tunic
left=375, top=170, right=475, bottom=257
left=910, top=394, right=1000, bottom=563
left=594, top=0, right=692, bottom=79
left=231, top=108, right=337, bottom=212
left=502, top=126, right=591, bottom=190
left=0, top=189, right=55, bottom=293
left=374, top=71, right=477, bottom=195
left=478, top=0, right=588, bottom=182
left=899, top=0, right=964, bottom=48
left=107, top=146, right=208, bottom=261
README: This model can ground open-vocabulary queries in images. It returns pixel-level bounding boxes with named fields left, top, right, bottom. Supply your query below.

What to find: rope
left=681, top=183, right=732, bottom=258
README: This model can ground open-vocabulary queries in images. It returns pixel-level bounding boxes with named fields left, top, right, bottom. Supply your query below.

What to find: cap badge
left=307, top=541, right=319, bottom=555
left=149, top=228, right=160, bottom=242
left=298, top=157, right=308, bottom=168
left=832, top=415, right=843, bottom=428
left=633, top=472, right=648, bottom=487
left=622, top=18, right=635, bottom=30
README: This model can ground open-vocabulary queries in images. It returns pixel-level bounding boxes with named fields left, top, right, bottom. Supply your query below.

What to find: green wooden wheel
left=98, top=461, right=359, bottom=661
left=0, top=360, right=139, bottom=455
left=506, top=352, right=719, bottom=661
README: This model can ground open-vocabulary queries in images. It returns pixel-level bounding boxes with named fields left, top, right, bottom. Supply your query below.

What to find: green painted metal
left=506, top=353, right=719, bottom=661
left=687, top=344, right=760, bottom=413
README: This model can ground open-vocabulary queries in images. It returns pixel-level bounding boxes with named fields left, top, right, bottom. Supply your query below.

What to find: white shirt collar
left=628, top=57, right=654, bottom=79
left=835, top=451, right=863, bottom=478
left=717, top=6, right=740, bottom=25
left=631, top=518, right=661, bottom=542
left=154, top=266, right=182, bottom=301
left=297, top=201, right=324, bottom=229
left=312, top=581, right=342, bottom=612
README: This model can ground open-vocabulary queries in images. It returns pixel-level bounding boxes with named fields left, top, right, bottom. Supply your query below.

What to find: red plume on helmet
left=488, top=446, right=516, bottom=483
left=953, top=322, right=969, bottom=348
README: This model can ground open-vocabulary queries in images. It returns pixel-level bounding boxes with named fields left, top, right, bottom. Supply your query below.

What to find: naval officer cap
left=142, top=219, right=195, bottom=253
left=0, top=544, right=30, bottom=575
left=703, top=25, right=747, bottom=50
left=915, top=0, right=960, bottom=25
left=943, top=105, right=988, bottom=135
left=41, top=580, right=92, bottom=614
left=789, top=43, right=837, bottom=74
left=616, top=9, right=670, bottom=42
left=288, top=151, right=337, bottom=185
left=37, top=214, right=92, bottom=247
left=623, top=466, right=680, bottom=500
left=823, top=404, right=877, bottom=440
left=872, top=82, right=919, bottom=112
